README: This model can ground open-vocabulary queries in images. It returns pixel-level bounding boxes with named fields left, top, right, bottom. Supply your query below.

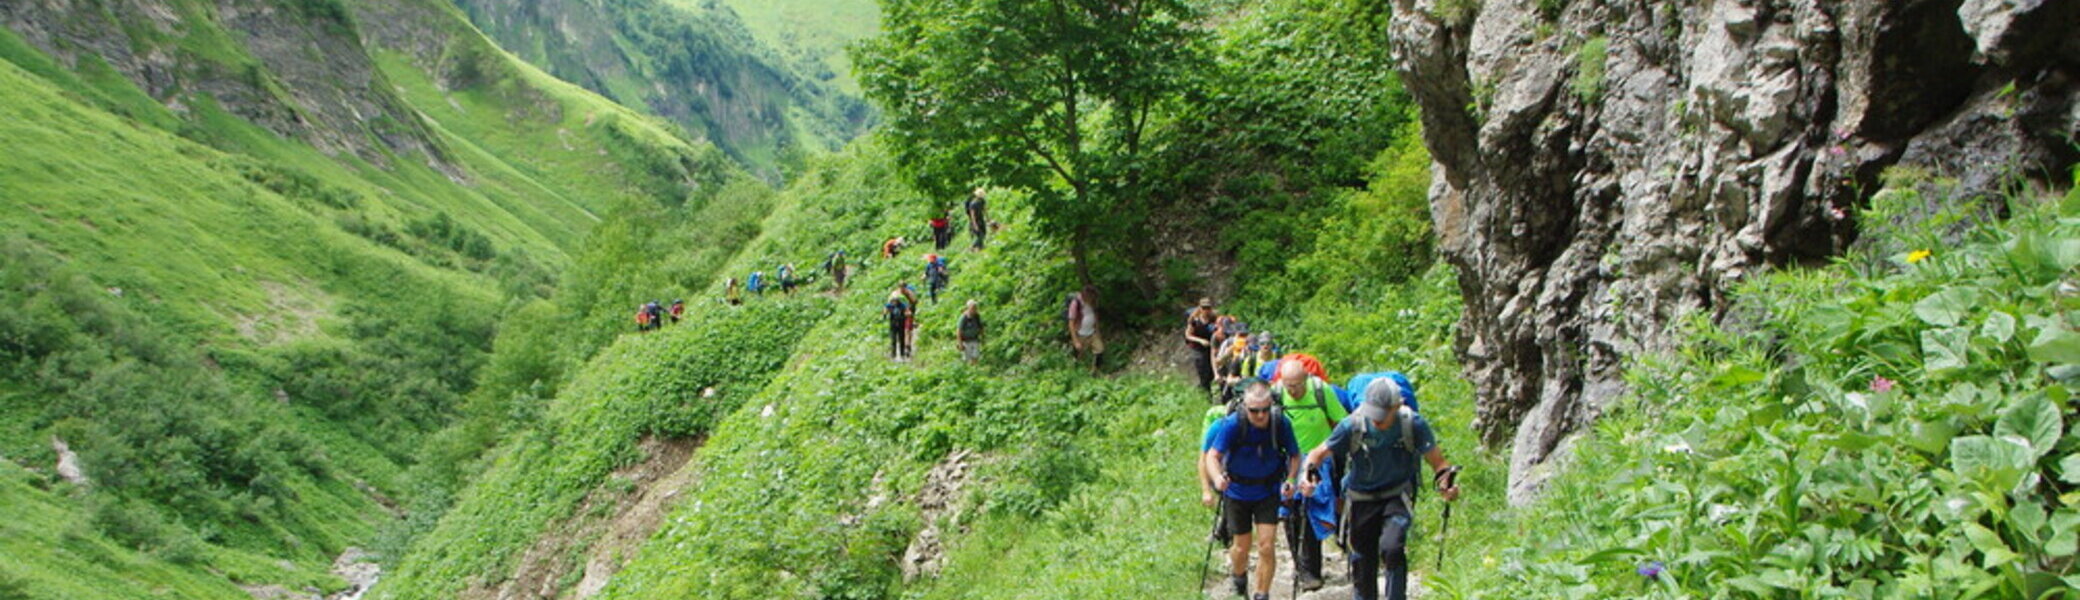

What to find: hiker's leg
left=1224, top=499, right=1255, bottom=584
left=1283, top=501, right=1323, bottom=582
left=1379, top=499, right=1414, bottom=600
left=1345, top=499, right=1387, bottom=600
left=1252, top=521, right=1278, bottom=595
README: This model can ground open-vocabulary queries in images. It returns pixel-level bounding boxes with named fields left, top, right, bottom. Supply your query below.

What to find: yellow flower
left=1907, top=250, right=1932, bottom=264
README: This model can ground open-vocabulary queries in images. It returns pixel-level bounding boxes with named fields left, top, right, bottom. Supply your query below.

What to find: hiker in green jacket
left=1273, top=360, right=1348, bottom=591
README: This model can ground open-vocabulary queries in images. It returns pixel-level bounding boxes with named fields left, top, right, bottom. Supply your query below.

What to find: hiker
left=1064, top=286, right=1102, bottom=373
left=1214, top=333, right=1253, bottom=405
left=1242, top=333, right=1276, bottom=381
left=930, top=210, right=953, bottom=251
left=634, top=304, right=653, bottom=332
left=882, top=236, right=906, bottom=259
left=1274, top=360, right=1350, bottom=591
left=956, top=300, right=985, bottom=364
left=924, top=254, right=949, bottom=303
left=725, top=277, right=743, bottom=306
left=748, top=270, right=766, bottom=297
left=644, top=301, right=666, bottom=332
left=899, top=282, right=920, bottom=348
left=884, top=288, right=913, bottom=361
left=668, top=299, right=685, bottom=325
left=778, top=263, right=797, bottom=295
left=966, top=188, right=988, bottom=249
left=1301, top=378, right=1462, bottom=600
left=1203, top=382, right=1299, bottom=600
left=824, top=250, right=848, bottom=292
left=1184, top=298, right=1219, bottom=396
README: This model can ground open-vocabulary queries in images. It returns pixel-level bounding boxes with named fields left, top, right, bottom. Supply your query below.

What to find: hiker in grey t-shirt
left=1300, top=378, right=1462, bottom=600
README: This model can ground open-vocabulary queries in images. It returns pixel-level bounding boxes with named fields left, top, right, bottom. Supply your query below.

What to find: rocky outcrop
left=0, top=0, right=457, bottom=173
left=1386, top=0, right=2078, bottom=503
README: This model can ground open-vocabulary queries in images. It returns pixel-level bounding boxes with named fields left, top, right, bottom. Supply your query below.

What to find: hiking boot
left=1251, top=594, right=1269, bottom=600
left=1229, top=575, right=1247, bottom=598
left=1298, top=573, right=1323, bottom=591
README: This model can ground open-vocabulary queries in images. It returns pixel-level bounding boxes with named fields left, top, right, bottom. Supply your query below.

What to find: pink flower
left=1870, top=376, right=1895, bottom=393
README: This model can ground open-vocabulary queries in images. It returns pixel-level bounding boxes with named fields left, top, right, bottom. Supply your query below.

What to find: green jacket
left=1273, top=376, right=1347, bottom=453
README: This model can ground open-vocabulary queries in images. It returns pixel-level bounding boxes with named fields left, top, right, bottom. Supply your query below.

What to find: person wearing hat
left=1183, top=298, right=1219, bottom=396
left=1300, top=378, right=1462, bottom=600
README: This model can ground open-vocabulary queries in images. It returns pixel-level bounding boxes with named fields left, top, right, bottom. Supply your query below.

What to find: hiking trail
left=1198, top=525, right=1426, bottom=600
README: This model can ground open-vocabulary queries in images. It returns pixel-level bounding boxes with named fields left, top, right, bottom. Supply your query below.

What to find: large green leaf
left=2027, top=324, right=2080, bottom=365
left=2060, top=453, right=2080, bottom=485
left=1980, top=311, right=2017, bottom=344
left=1951, top=435, right=2033, bottom=491
left=1996, top=395, right=2063, bottom=458
left=1914, top=287, right=1982, bottom=327
left=1923, top=327, right=1971, bottom=374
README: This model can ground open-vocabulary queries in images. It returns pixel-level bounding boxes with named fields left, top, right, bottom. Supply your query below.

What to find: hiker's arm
left=1202, top=450, right=1228, bottom=491
left=1425, top=447, right=1460, bottom=501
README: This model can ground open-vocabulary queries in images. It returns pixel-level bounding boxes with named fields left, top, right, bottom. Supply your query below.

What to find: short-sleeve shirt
left=1273, top=377, right=1349, bottom=454
left=1323, top=412, right=1436, bottom=494
left=1206, top=414, right=1299, bottom=502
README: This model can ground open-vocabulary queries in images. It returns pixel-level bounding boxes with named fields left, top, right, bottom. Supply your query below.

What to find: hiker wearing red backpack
left=1273, top=359, right=1348, bottom=591
left=929, top=210, right=952, bottom=251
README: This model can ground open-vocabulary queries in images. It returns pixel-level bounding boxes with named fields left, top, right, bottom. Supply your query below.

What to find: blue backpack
left=748, top=271, right=765, bottom=291
left=1346, top=371, right=1419, bottom=414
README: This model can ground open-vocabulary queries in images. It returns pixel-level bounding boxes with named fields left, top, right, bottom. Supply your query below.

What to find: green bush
left=1445, top=191, right=2078, bottom=598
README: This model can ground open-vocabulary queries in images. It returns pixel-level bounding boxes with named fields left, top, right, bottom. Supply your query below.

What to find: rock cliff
left=1386, top=0, right=2078, bottom=503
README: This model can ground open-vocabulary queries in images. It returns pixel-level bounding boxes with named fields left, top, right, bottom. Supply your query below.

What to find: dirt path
left=1197, top=523, right=1424, bottom=600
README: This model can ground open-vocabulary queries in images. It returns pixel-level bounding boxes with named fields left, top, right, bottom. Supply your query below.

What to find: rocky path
left=1198, top=523, right=1424, bottom=600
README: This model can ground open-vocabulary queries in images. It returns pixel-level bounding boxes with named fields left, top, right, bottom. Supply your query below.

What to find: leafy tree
left=854, top=0, right=1205, bottom=284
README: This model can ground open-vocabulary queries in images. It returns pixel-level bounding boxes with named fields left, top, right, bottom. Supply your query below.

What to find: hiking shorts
left=960, top=340, right=981, bottom=362
left=1075, top=329, right=1104, bottom=354
left=1223, top=495, right=1280, bottom=535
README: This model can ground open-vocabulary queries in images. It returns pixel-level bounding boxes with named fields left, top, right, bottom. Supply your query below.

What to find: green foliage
left=1444, top=193, right=2079, bottom=597
left=1570, top=36, right=1609, bottom=104
left=856, top=0, right=1207, bottom=283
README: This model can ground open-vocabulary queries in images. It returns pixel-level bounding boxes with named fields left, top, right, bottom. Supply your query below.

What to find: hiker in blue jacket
left=1204, top=382, right=1299, bottom=600
left=1301, top=379, right=1462, bottom=600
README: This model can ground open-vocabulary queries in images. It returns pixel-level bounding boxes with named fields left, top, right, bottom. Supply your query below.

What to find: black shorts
left=1222, top=495, right=1281, bottom=535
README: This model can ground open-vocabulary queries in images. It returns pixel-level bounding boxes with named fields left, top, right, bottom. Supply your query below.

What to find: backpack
left=958, top=313, right=984, bottom=340
left=1281, top=353, right=1329, bottom=381
left=1346, top=371, right=1419, bottom=414
left=1065, top=293, right=1083, bottom=323
left=748, top=272, right=765, bottom=291
left=635, top=309, right=650, bottom=325
left=885, top=298, right=908, bottom=321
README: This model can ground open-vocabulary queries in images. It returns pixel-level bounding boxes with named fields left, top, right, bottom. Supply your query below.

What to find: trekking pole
left=1199, top=496, right=1223, bottom=597
left=1432, top=466, right=1462, bottom=571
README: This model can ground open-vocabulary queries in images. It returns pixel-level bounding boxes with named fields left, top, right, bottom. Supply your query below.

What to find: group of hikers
left=645, top=191, right=995, bottom=360
left=631, top=299, right=685, bottom=331
left=1189, top=299, right=1463, bottom=600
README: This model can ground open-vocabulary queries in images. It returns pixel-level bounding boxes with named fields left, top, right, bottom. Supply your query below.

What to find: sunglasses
left=1245, top=406, right=1273, bottom=414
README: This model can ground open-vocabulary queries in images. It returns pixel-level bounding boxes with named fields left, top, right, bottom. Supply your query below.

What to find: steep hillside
left=454, top=0, right=873, bottom=179
left=714, top=0, right=880, bottom=94
left=0, top=0, right=759, bottom=596
left=1383, top=0, right=2080, bottom=501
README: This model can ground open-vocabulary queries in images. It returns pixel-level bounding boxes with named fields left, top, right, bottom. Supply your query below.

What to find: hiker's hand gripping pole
left=1432, top=465, right=1461, bottom=571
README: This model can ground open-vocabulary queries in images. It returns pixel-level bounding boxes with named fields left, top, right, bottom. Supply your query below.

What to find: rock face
left=1386, top=0, right=2079, bottom=503
left=0, top=0, right=457, bottom=173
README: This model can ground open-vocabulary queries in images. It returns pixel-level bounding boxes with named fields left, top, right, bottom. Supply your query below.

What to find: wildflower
left=1870, top=376, right=1895, bottom=393
left=1907, top=250, right=1932, bottom=263
left=1661, top=440, right=1692, bottom=454
left=1826, top=205, right=1847, bottom=221
left=1828, top=145, right=1846, bottom=157
left=1638, top=560, right=1665, bottom=580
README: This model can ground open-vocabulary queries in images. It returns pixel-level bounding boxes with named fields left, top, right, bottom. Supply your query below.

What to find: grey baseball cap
left=1354, top=377, right=1406, bottom=422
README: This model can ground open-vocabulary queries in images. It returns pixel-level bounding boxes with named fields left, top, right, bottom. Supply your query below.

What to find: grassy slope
left=705, top=0, right=880, bottom=95
left=0, top=0, right=752, bottom=595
